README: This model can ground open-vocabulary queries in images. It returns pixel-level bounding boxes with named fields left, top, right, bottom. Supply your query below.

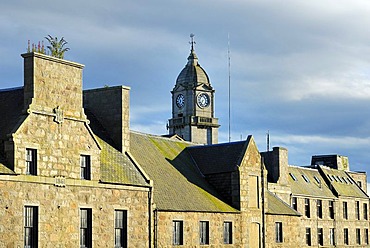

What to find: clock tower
left=167, top=34, right=219, bottom=145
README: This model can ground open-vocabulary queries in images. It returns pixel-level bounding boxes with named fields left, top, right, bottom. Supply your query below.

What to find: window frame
left=80, top=155, right=91, bottom=180
left=316, top=200, right=322, bottom=219
left=24, top=206, right=38, bottom=248
left=292, top=197, right=297, bottom=211
left=199, top=221, right=209, bottom=245
left=275, top=222, right=283, bottom=243
left=343, top=202, right=348, bottom=219
left=80, top=208, right=92, bottom=248
left=356, top=201, right=360, bottom=220
left=304, top=198, right=310, bottom=218
left=365, top=228, right=369, bottom=245
left=329, top=228, right=335, bottom=246
left=344, top=228, right=349, bottom=245
left=356, top=228, right=361, bottom=245
left=223, top=221, right=232, bottom=244
left=114, top=210, right=127, bottom=248
left=173, top=220, right=183, bottom=246
left=317, top=228, right=323, bottom=246
left=329, top=200, right=335, bottom=219
left=26, top=148, right=37, bottom=175
left=364, top=203, right=368, bottom=220
left=305, top=227, right=311, bottom=246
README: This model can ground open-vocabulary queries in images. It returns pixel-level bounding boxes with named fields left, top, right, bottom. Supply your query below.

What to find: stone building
left=0, top=53, right=151, bottom=247
left=0, top=39, right=369, bottom=248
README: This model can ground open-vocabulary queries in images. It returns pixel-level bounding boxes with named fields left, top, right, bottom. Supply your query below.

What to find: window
left=329, top=201, right=335, bottom=219
left=305, top=199, right=310, bottom=218
left=314, top=176, right=321, bottom=184
left=80, top=155, right=91, bottom=180
left=305, top=228, right=311, bottom=246
left=364, top=203, right=368, bottom=220
left=302, top=174, right=310, bottom=183
left=289, top=173, right=297, bottom=181
left=356, top=201, right=360, bottom=220
left=317, top=200, right=322, bottom=219
left=24, top=206, right=38, bottom=248
left=223, top=222, right=232, bottom=244
left=343, top=202, right=348, bottom=219
left=344, top=228, right=349, bottom=245
left=292, top=197, right=297, bottom=211
left=329, top=228, right=335, bottom=246
left=26, top=148, right=37, bottom=175
left=365, top=229, right=369, bottom=245
left=199, top=221, right=209, bottom=245
left=275, top=222, right=283, bottom=243
left=115, top=210, right=127, bottom=248
left=317, top=228, right=323, bottom=246
left=356, top=228, right=361, bottom=245
left=173, top=220, right=183, bottom=245
left=357, top=180, right=362, bottom=188
left=80, top=208, right=92, bottom=248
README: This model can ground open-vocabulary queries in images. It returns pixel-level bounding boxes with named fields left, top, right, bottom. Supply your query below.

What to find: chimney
left=83, top=86, right=130, bottom=153
left=22, top=52, right=85, bottom=118
left=261, top=147, right=288, bottom=185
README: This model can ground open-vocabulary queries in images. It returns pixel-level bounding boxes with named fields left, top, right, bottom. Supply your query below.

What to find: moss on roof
left=130, top=131, right=238, bottom=212
left=319, top=166, right=368, bottom=198
left=98, top=136, right=149, bottom=186
left=266, top=191, right=300, bottom=216
left=288, top=166, right=335, bottom=198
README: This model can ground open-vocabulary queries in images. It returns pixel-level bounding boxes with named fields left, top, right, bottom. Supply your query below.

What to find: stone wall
left=155, top=211, right=241, bottom=247
left=84, top=86, right=130, bottom=152
left=0, top=176, right=150, bottom=248
left=265, top=214, right=302, bottom=248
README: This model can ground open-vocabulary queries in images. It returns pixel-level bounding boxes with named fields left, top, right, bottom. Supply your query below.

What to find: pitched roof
left=187, top=139, right=249, bottom=174
left=129, top=131, right=238, bottom=212
left=0, top=155, right=15, bottom=174
left=288, top=166, right=335, bottom=198
left=319, top=166, right=368, bottom=198
left=98, top=136, right=150, bottom=187
left=0, top=87, right=24, bottom=141
left=266, top=191, right=301, bottom=216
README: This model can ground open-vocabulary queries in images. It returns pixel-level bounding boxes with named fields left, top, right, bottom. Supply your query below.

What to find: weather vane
left=189, top=33, right=196, bottom=51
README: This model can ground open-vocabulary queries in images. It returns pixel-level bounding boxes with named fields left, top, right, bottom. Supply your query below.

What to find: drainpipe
left=148, top=188, right=152, bottom=248
left=261, top=157, right=266, bottom=248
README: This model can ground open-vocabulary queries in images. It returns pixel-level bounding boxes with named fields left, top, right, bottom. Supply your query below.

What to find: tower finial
left=189, top=33, right=196, bottom=51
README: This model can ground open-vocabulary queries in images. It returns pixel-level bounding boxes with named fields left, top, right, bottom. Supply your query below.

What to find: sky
left=1, top=0, right=370, bottom=179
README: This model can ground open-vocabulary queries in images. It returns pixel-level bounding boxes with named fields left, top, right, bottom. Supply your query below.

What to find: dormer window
left=26, top=148, right=37, bottom=175
left=80, top=155, right=91, bottom=180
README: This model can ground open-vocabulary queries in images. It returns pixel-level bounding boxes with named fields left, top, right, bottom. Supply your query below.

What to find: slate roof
left=98, top=136, right=150, bottom=187
left=187, top=139, right=249, bottom=175
left=129, top=131, right=238, bottom=212
left=266, top=190, right=301, bottom=216
left=0, top=87, right=24, bottom=141
left=288, top=166, right=335, bottom=198
left=319, top=165, right=368, bottom=198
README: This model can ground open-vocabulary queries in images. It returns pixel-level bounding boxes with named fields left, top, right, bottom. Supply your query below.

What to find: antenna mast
left=267, top=130, right=270, bottom=151
left=228, top=34, right=231, bottom=142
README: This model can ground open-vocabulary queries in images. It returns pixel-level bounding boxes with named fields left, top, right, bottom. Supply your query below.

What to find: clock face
left=197, top=93, right=210, bottom=108
left=176, top=94, right=185, bottom=108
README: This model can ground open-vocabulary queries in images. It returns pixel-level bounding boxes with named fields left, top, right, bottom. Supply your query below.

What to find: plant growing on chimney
left=44, top=35, right=70, bottom=59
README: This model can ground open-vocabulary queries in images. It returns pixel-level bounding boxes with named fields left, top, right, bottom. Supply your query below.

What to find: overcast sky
left=1, top=0, right=370, bottom=178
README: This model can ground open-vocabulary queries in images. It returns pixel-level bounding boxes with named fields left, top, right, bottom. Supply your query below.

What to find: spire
left=187, top=33, right=198, bottom=65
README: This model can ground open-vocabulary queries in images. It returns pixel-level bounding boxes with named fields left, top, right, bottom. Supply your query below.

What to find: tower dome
left=175, top=39, right=211, bottom=88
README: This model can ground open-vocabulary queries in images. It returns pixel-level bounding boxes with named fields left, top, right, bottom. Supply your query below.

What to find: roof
left=319, top=165, right=368, bottom=198
left=175, top=49, right=211, bottom=88
left=0, top=155, right=15, bottom=174
left=288, top=166, right=335, bottom=198
left=187, top=139, right=249, bottom=174
left=266, top=191, right=301, bottom=216
left=0, top=87, right=24, bottom=141
left=98, top=136, right=150, bottom=187
left=129, top=131, right=238, bottom=212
